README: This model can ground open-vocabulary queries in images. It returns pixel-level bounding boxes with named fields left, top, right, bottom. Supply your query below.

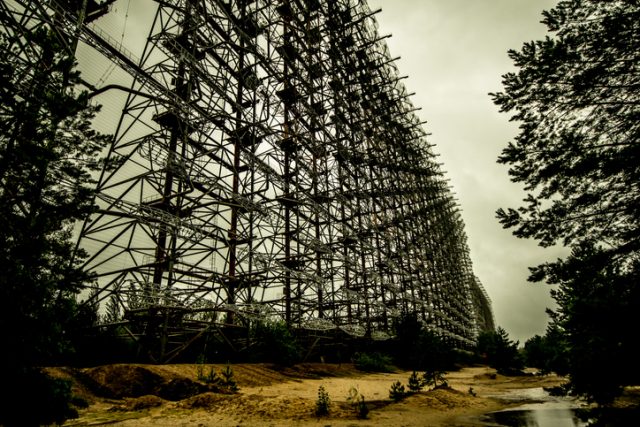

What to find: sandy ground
left=59, top=364, right=567, bottom=427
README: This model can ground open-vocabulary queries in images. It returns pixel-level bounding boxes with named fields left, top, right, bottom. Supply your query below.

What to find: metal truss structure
left=2, top=0, right=494, bottom=361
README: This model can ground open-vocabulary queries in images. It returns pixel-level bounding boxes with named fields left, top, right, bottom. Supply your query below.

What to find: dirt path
left=62, top=365, right=566, bottom=426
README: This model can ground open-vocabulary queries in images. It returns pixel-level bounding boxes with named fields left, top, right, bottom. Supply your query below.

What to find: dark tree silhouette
left=392, top=312, right=456, bottom=371
left=547, top=246, right=640, bottom=403
left=0, top=24, right=109, bottom=425
left=476, top=327, right=522, bottom=374
left=492, top=0, right=639, bottom=403
left=523, top=324, right=569, bottom=376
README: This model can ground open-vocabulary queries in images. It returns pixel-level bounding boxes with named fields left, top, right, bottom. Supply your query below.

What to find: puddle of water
left=483, top=408, right=586, bottom=427
left=483, top=407, right=640, bottom=427
left=482, top=387, right=587, bottom=426
left=480, top=387, right=640, bottom=426
left=486, top=387, right=576, bottom=404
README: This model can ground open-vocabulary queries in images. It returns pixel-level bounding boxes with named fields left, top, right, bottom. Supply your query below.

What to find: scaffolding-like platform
left=1, top=0, right=495, bottom=361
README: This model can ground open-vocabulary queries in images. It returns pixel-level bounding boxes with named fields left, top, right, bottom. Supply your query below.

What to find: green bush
left=354, top=352, right=393, bottom=372
left=197, top=365, right=220, bottom=385
left=196, top=362, right=238, bottom=392
left=70, top=395, right=89, bottom=409
left=389, top=380, right=406, bottom=402
left=250, top=321, right=301, bottom=366
left=407, top=371, right=423, bottom=392
left=221, top=365, right=239, bottom=392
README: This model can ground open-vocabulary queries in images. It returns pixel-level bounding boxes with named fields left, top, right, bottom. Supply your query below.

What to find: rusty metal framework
left=2, top=0, right=493, bottom=360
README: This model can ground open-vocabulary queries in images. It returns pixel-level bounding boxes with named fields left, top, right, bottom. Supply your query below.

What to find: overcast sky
left=366, top=0, right=566, bottom=344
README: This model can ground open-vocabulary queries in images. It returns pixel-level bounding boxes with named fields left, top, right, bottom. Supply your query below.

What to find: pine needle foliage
left=491, top=0, right=640, bottom=404
left=315, top=385, right=330, bottom=416
left=0, top=19, right=110, bottom=426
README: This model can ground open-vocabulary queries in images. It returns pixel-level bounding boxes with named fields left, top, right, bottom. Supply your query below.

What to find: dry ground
left=49, top=364, right=569, bottom=426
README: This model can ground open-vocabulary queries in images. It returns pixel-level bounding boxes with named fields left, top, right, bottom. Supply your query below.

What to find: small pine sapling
left=422, top=369, right=447, bottom=389
left=407, top=371, right=423, bottom=392
left=196, top=364, right=206, bottom=382
left=357, top=395, right=369, bottom=419
left=221, top=365, right=239, bottom=391
left=315, top=385, right=330, bottom=416
left=208, top=368, right=220, bottom=385
left=389, top=380, right=406, bottom=402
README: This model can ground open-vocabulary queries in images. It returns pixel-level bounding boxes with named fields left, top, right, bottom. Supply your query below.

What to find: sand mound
left=53, top=362, right=358, bottom=407
left=110, top=395, right=165, bottom=411
left=178, top=392, right=233, bottom=409
left=81, top=364, right=229, bottom=401
left=474, top=372, right=498, bottom=380
left=55, top=365, right=580, bottom=427
left=416, top=386, right=474, bottom=410
left=84, top=365, right=165, bottom=399
left=43, top=366, right=98, bottom=405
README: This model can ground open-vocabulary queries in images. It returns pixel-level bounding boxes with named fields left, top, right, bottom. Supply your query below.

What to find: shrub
left=422, top=369, right=447, bottom=389
left=197, top=365, right=220, bottom=385
left=407, top=371, right=423, bottom=392
left=357, top=395, right=369, bottom=419
left=70, top=395, right=90, bottom=409
left=196, top=362, right=238, bottom=393
left=315, top=385, right=330, bottom=416
left=389, top=381, right=406, bottom=402
left=220, top=365, right=238, bottom=392
left=523, top=325, right=569, bottom=375
left=354, top=352, right=393, bottom=372
left=196, top=355, right=221, bottom=386
left=250, top=321, right=301, bottom=366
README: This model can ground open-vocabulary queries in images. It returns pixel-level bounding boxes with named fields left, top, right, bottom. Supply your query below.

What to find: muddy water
left=480, top=387, right=588, bottom=426
left=484, top=407, right=586, bottom=426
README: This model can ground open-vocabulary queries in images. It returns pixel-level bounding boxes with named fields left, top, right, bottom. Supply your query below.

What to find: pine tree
left=476, top=327, right=522, bottom=374
left=0, top=21, right=109, bottom=425
left=491, top=0, right=640, bottom=403
left=547, top=246, right=640, bottom=403
left=493, top=0, right=639, bottom=256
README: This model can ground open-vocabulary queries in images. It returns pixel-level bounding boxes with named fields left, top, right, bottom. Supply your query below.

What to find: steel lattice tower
left=1, top=0, right=494, bottom=361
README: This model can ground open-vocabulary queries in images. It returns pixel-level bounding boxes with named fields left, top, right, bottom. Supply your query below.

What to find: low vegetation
left=249, top=321, right=302, bottom=366
left=196, top=362, right=239, bottom=392
left=353, top=352, right=394, bottom=372
left=388, top=368, right=450, bottom=404
left=347, top=386, right=369, bottom=419
left=407, top=371, right=423, bottom=392
left=315, top=385, right=330, bottom=416
left=389, top=380, right=406, bottom=402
